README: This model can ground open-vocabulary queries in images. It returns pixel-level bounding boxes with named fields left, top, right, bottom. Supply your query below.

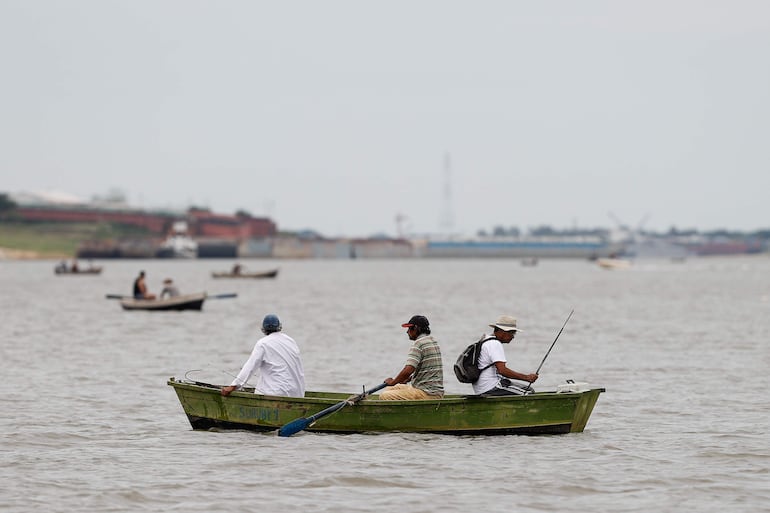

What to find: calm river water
left=1, top=257, right=769, bottom=512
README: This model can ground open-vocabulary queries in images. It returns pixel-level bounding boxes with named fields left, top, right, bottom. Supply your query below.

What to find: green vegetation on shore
left=0, top=221, right=153, bottom=258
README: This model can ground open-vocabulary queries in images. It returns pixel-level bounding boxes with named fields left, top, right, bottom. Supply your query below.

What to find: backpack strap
left=476, top=336, right=497, bottom=372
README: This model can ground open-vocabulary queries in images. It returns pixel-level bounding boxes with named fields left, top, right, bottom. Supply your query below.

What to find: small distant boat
left=597, top=257, right=632, bottom=270
left=520, top=258, right=539, bottom=267
left=211, top=268, right=279, bottom=279
left=54, top=265, right=103, bottom=275
left=168, top=378, right=604, bottom=435
left=119, top=292, right=207, bottom=311
left=106, top=291, right=236, bottom=311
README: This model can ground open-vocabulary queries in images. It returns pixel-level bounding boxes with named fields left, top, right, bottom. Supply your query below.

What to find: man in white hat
left=472, top=315, right=539, bottom=396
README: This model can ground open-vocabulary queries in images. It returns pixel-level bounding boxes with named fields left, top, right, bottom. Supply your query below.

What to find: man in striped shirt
left=380, top=315, right=444, bottom=400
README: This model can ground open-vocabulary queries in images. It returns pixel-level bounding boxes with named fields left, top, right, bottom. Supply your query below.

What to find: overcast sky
left=1, top=1, right=768, bottom=237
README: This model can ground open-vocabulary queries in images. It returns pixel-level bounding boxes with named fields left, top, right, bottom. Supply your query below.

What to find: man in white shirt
left=221, top=314, right=306, bottom=398
left=472, top=315, right=539, bottom=396
left=160, top=278, right=180, bottom=298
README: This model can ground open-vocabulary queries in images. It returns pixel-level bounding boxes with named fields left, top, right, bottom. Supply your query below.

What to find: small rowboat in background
left=108, top=292, right=236, bottom=311
left=119, top=292, right=207, bottom=311
left=54, top=266, right=103, bottom=275
left=597, top=258, right=632, bottom=270
left=211, top=268, right=279, bottom=279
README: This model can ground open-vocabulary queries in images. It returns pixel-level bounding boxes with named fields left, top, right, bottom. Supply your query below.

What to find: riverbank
left=0, top=221, right=151, bottom=259
left=0, top=247, right=53, bottom=259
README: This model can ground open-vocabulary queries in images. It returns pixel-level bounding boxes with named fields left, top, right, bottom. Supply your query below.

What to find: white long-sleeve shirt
left=230, top=332, right=305, bottom=397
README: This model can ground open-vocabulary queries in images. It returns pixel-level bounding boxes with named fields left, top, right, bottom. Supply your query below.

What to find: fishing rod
left=528, top=309, right=574, bottom=387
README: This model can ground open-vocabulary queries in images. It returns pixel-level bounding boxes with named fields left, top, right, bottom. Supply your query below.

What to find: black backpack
left=453, top=335, right=496, bottom=383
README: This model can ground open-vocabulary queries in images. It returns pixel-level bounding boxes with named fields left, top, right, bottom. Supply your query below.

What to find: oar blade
left=278, top=417, right=312, bottom=437
left=105, top=294, right=127, bottom=300
left=277, top=383, right=387, bottom=437
left=208, top=293, right=238, bottom=300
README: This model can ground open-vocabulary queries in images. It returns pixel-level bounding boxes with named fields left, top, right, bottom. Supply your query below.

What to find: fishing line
left=220, top=368, right=256, bottom=389
left=183, top=367, right=255, bottom=389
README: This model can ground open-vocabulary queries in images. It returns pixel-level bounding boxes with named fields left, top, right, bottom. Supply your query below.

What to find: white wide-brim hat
left=489, top=315, right=521, bottom=332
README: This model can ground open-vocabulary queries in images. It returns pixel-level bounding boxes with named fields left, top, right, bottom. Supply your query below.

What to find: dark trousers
left=483, top=379, right=534, bottom=396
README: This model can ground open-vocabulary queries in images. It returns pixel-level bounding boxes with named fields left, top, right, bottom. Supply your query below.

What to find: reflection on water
left=1, top=257, right=769, bottom=512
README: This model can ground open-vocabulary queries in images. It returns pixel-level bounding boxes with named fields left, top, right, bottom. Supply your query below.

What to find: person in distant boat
left=160, top=278, right=180, bottom=298
left=133, top=270, right=156, bottom=300
left=56, top=260, right=68, bottom=273
left=472, top=315, right=538, bottom=396
left=232, top=262, right=243, bottom=275
left=221, top=314, right=306, bottom=398
left=379, top=315, right=444, bottom=400
left=71, top=260, right=79, bottom=272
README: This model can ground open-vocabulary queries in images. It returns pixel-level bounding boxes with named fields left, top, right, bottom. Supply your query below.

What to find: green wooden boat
left=167, top=378, right=604, bottom=435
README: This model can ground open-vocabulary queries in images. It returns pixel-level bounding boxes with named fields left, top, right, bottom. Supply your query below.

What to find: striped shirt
left=405, top=334, right=444, bottom=396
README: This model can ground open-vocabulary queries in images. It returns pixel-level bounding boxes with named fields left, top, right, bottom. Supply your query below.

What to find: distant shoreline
left=0, top=245, right=71, bottom=260
left=0, top=247, right=50, bottom=260
left=0, top=247, right=72, bottom=260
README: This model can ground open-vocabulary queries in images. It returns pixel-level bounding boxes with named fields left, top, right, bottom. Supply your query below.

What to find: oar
left=105, top=294, right=131, bottom=300
left=526, top=309, right=574, bottom=389
left=278, top=382, right=387, bottom=437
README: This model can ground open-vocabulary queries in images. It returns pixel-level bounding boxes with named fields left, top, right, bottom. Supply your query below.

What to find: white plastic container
left=556, top=381, right=590, bottom=393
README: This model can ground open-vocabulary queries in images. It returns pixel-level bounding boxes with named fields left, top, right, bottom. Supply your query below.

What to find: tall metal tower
left=439, top=152, right=455, bottom=235
left=395, top=212, right=408, bottom=238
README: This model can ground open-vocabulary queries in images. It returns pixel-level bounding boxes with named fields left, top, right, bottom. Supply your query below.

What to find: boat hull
left=168, top=379, right=604, bottom=435
left=121, top=293, right=206, bottom=311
